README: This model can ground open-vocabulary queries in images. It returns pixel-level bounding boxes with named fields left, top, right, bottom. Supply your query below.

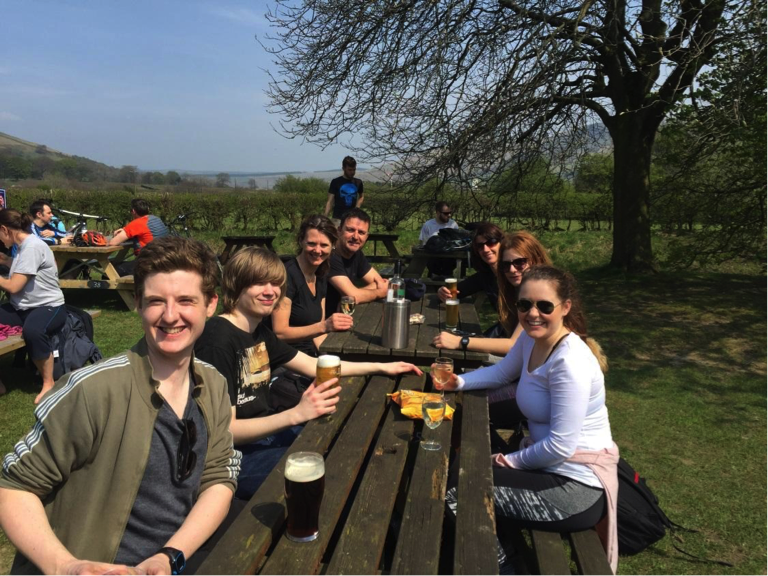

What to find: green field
left=0, top=228, right=765, bottom=574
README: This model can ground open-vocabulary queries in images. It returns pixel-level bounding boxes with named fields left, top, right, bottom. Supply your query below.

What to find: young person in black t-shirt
left=195, top=247, right=422, bottom=499
left=325, top=208, right=389, bottom=317
left=324, top=156, right=364, bottom=222
left=271, top=215, right=352, bottom=356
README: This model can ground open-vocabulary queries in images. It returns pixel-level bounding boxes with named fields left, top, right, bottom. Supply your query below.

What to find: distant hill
left=0, top=131, right=70, bottom=160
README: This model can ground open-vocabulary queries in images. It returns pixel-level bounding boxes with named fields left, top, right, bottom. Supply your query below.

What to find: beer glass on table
left=340, top=295, right=356, bottom=316
left=432, top=357, right=453, bottom=397
left=445, top=277, right=458, bottom=300
left=284, top=452, right=326, bottom=542
left=421, top=394, right=446, bottom=451
left=316, top=355, right=341, bottom=386
left=445, top=299, right=460, bottom=331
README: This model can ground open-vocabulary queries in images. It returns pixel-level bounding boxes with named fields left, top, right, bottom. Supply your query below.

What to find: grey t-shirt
left=9, top=235, right=65, bottom=310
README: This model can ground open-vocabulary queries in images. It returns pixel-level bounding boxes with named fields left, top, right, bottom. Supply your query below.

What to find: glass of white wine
left=340, top=295, right=356, bottom=316
left=432, top=357, right=453, bottom=396
left=421, top=393, right=446, bottom=451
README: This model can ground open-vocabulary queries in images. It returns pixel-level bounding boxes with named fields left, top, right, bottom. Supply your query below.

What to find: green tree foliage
left=215, top=172, right=231, bottom=188
left=273, top=174, right=327, bottom=195
left=165, top=171, right=181, bottom=185
left=0, top=155, right=33, bottom=179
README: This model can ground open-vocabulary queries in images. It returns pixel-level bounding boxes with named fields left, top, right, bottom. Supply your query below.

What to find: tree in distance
left=216, top=172, right=231, bottom=188
left=262, top=0, right=757, bottom=271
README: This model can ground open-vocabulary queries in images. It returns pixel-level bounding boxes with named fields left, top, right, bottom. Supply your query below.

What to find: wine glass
left=432, top=357, right=454, bottom=396
left=421, top=393, right=446, bottom=451
left=340, top=295, right=356, bottom=316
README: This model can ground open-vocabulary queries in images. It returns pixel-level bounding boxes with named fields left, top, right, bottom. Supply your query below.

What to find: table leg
left=100, top=255, right=136, bottom=311
left=220, top=243, right=233, bottom=264
left=384, top=240, right=401, bottom=258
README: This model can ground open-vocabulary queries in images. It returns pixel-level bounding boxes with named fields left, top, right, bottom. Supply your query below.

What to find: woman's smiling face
left=516, top=278, right=571, bottom=341
left=502, top=248, right=530, bottom=287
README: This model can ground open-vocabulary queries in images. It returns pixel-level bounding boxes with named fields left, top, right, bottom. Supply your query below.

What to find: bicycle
left=53, top=208, right=111, bottom=280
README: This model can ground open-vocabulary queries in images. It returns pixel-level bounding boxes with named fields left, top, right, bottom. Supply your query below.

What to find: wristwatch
left=460, top=336, right=470, bottom=351
left=157, top=547, right=186, bottom=575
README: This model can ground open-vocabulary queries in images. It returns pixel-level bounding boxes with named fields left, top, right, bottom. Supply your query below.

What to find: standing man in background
left=325, top=156, right=364, bottom=225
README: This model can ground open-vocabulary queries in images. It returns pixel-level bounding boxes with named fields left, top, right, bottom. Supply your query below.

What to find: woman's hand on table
left=433, top=331, right=462, bottom=350
left=430, top=363, right=460, bottom=391
left=295, top=378, right=341, bottom=422
left=381, top=362, right=423, bottom=377
left=324, top=313, right=353, bottom=333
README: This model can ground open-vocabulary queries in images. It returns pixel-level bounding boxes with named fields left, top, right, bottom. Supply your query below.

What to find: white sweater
left=459, top=332, right=612, bottom=487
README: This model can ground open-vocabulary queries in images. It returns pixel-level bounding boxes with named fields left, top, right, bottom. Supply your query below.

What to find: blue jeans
left=234, top=425, right=303, bottom=500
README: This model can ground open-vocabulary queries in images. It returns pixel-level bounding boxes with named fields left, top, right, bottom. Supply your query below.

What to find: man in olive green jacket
left=0, top=237, right=240, bottom=575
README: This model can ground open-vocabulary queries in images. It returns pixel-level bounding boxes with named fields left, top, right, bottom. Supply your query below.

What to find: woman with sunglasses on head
left=434, top=230, right=551, bottom=356
left=435, top=266, right=619, bottom=572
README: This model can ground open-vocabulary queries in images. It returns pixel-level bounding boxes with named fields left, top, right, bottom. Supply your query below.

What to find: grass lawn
left=0, top=229, right=765, bottom=574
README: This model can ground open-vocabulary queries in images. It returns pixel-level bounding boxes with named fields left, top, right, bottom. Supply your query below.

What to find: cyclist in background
left=109, top=198, right=169, bottom=276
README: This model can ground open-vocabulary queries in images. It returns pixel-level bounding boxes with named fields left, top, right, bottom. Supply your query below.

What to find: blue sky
left=0, top=1, right=353, bottom=173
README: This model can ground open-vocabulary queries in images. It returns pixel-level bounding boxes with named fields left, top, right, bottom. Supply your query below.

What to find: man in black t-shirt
left=324, top=156, right=364, bottom=223
left=194, top=247, right=421, bottom=500
left=326, top=208, right=389, bottom=317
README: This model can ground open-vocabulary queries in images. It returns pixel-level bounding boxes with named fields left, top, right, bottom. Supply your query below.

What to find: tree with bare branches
left=262, top=0, right=756, bottom=270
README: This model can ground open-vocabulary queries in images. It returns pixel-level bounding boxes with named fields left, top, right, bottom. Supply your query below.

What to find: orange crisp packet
left=387, top=390, right=454, bottom=420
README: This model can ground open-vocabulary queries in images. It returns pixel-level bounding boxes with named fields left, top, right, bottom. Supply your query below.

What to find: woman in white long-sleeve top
left=435, top=266, right=620, bottom=573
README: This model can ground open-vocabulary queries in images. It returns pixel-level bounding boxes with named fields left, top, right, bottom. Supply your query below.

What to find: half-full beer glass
left=316, top=355, right=341, bottom=385
left=284, top=452, right=325, bottom=542
left=445, top=278, right=458, bottom=300
left=445, top=299, right=460, bottom=330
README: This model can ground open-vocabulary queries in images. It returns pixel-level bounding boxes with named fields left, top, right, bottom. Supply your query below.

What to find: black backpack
left=617, top=458, right=732, bottom=566
left=424, top=228, right=472, bottom=253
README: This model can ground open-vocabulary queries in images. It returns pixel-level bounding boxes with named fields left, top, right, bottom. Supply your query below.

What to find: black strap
left=544, top=333, right=570, bottom=363
left=668, top=529, right=734, bottom=567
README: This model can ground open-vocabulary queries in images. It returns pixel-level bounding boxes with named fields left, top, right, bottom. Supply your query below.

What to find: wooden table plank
left=339, top=298, right=381, bottom=356
left=196, top=376, right=367, bottom=575
left=531, top=531, right=572, bottom=575
left=391, top=392, right=455, bottom=575
left=454, top=390, right=498, bottom=575
left=414, top=295, right=441, bottom=364
left=326, top=374, right=427, bottom=574
left=259, top=374, right=406, bottom=575
left=569, top=530, right=612, bottom=575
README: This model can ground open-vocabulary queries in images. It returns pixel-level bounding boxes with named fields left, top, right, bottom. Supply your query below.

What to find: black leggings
left=0, top=303, right=66, bottom=361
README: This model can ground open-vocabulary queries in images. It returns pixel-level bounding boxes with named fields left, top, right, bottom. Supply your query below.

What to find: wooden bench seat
left=0, top=309, right=102, bottom=359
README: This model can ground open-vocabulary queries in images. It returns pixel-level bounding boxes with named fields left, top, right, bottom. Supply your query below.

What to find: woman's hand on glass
left=324, top=312, right=353, bottom=333
left=429, top=363, right=460, bottom=391
left=437, top=286, right=451, bottom=302
left=432, top=331, right=461, bottom=350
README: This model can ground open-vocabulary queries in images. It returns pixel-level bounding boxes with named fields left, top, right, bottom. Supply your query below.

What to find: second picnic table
left=220, top=235, right=277, bottom=264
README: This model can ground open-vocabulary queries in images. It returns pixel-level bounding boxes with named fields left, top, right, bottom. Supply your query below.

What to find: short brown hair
left=221, top=247, right=287, bottom=314
left=133, top=236, right=219, bottom=304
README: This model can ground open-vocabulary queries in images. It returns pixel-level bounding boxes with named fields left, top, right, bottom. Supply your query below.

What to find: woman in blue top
left=271, top=215, right=352, bottom=356
left=0, top=209, right=67, bottom=403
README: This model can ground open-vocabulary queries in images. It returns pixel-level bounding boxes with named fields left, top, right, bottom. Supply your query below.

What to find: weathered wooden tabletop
left=319, top=294, right=490, bottom=368
left=197, top=372, right=497, bottom=575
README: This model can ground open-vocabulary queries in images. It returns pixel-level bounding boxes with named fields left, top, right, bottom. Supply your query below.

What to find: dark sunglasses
left=515, top=299, right=562, bottom=315
left=441, top=211, right=453, bottom=216
left=501, top=257, right=529, bottom=271
left=176, top=418, right=198, bottom=483
left=475, top=238, right=500, bottom=248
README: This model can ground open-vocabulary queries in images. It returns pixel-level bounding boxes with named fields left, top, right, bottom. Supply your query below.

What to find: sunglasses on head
left=515, top=298, right=562, bottom=315
left=475, top=238, right=500, bottom=248
left=176, top=418, right=198, bottom=483
left=501, top=257, right=529, bottom=271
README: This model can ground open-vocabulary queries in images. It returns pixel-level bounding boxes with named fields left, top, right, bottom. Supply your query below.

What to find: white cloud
left=0, top=111, right=22, bottom=122
left=204, top=5, right=265, bottom=26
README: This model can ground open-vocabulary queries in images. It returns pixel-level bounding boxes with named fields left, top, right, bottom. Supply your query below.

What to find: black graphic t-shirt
left=328, top=176, right=364, bottom=219
left=326, top=250, right=372, bottom=318
left=194, top=316, right=299, bottom=420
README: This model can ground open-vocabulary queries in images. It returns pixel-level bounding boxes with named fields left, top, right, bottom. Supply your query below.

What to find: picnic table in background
left=50, top=245, right=135, bottom=310
left=220, top=235, right=277, bottom=264
left=366, top=232, right=402, bottom=262
left=320, top=294, right=490, bottom=368
left=403, top=246, right=471, bottom=281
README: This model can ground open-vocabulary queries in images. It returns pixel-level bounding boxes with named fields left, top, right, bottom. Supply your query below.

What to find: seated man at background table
left=109, top=198, right=170, bottom=276
left=0, top=236, right=239, bottom=575
left=194, top=246, right=420, bottom=500
left=29, top=199, right=71, bottom=246
left=419, top=200, right=460, bottom=278
left=325, top=208, right=388, bottom=317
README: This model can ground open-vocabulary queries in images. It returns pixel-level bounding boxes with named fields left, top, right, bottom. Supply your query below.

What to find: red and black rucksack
left=617, top=457, right=732, bottom=566
left=74, top=231, right=107, bottom=247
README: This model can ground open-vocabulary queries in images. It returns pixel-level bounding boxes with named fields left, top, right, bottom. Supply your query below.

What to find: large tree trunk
left=608, top=112, right=659, bottom=272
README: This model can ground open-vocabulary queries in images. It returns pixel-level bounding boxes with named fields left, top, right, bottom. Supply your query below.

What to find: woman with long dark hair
left=271, top=215, right=352, bottom=356
left=434, top=230, right=552, bottom=356
left=0, top=209, right=67, bottom=404
left=435, top=266, right=618, bottom=572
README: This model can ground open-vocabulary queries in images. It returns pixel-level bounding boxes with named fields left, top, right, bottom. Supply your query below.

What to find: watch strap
left=158, top=547, right=186, bottom=575
left=460, top=336, right=470, bottom=351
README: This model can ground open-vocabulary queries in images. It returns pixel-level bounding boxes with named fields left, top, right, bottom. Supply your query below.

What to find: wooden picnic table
left=320, top=294, right=491, bottom=368
left=197, top=372, right=498, bottom=575
left=220, top=235, right=277, bottom=264
left=367, top=233, right=401, bottom=258
left=49, top=245, right=135, bottom=310
left=403, top=246, right=471, bottom=280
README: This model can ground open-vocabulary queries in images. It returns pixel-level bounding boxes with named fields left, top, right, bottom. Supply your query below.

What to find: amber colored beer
left=445, top=278, right=458, bottom=300
left=284, top=452, right=325, bottom=542
left=445, top=299, right=460, bottom=330
left=316, top=355, right=341, bottom=384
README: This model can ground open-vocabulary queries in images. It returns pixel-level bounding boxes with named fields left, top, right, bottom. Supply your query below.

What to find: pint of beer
left=445, top=278, right=458, bottom=300
left=445, top=299, right=460, bottom=330
left=284, top=452, right=325, bottom=542
left=316, top=355, right=341, bottom=384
